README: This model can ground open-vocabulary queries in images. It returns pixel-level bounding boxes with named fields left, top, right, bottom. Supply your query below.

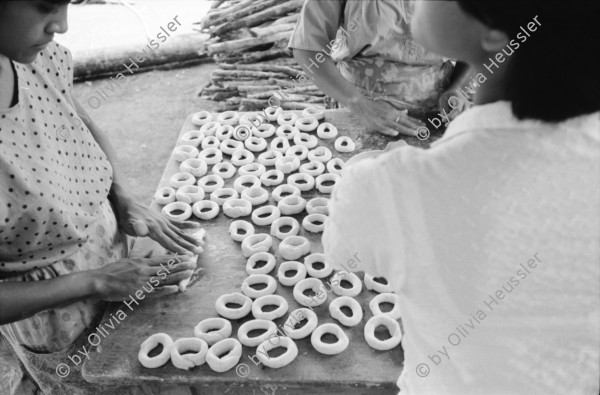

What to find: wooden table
left=83, top=109, right=440, bottom=394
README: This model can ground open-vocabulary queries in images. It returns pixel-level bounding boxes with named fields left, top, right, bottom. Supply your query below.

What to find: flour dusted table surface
left=83, top=109, right=437, bottom=394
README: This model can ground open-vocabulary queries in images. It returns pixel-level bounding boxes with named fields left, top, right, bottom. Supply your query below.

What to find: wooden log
left=207, top=31, right=292, bottom=55
left=237, top=85, right=282, bottom=93
left=211, top=0, right=303, bottom=37
left=202, top=0, right=254, bottom=27
left=209, top=0, right=281, bottom=28
left=250, top=23, right=296, bottom=37
left=200, top=86, right=237, bottom=95
left=219, top=63, right=302, bottom=79
left=271, top=13, right=300, bottom=26
left=281, top=102, right=325, bottom=111
left=239, top=48, right=292, bottom=63
left=212, top=70, right=289, bottom=80
left=211, top=91, right=239, bottom=101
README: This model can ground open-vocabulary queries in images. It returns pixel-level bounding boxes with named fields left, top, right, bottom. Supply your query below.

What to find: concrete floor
left=73, top=63, right=220, bottom=205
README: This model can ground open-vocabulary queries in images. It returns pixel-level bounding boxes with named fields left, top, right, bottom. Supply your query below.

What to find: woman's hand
left=91, top=255, right=197, bottom=301
left=112, top=196, right=204, bottom=256
left=348, top=94, right=425, bottom=137
left=438, top=89, right=471, bottom=123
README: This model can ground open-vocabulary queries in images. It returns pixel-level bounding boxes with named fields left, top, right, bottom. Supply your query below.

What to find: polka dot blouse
left=0, top=42, right=113, bottom=273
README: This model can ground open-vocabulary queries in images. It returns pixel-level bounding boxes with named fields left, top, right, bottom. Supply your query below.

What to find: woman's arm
left=72, top=98, right=203, bottom=256
left=293, top=49, right=423, bottom=136
left=0, top=255, right=195, bottom=325
left=0, top=271, right=96, bottom=325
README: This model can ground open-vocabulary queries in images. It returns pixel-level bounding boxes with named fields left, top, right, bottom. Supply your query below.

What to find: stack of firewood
left=195, top=0, right=330, bottom=111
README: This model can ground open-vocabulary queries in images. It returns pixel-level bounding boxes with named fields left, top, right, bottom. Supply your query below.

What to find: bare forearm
left=293, top=49, right=363, bottom=107
left=0, top=271, right=99, bottom=325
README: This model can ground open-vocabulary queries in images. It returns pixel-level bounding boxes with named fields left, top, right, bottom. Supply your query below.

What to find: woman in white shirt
left=323, top=1, right=600, bottom=394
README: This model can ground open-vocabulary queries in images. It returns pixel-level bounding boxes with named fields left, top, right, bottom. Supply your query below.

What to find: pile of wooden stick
left=195, top=0, right=330, bottom=111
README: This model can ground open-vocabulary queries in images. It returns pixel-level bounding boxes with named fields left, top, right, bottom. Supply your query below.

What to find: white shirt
left=323, top=101, right=600, bottom=394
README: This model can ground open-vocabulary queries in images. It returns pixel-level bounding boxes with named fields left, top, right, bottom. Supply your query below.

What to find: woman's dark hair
left=456, top=0, right=600, bottom=122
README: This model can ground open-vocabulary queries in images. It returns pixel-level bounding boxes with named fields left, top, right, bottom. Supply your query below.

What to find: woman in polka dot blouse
left=0, top=1, right=202, bottom=393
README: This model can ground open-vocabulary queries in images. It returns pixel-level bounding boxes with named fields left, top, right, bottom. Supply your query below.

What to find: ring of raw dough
left=283, top=308, right=318, bottom=339
left=181, top=158, right=208, bottom=178
left=364, top=273, right=394, bottom=293
left=306, top=197, right=329, bottom=215
left=287, top=173, right=315, bottom=192
left=179, top=130, right=205, bottom=147
left=277, top=112, right=298, bottom=126
left=241, top=186, right=269, bottom=206
left=206, top=338, right=242, bottom=373
left=197, top=174, right=225, bottom=193
left=194, top=317, right=232, bottom=346
left=138, top=333, right=174, bottom=368
left=241, top=233, right=273, bottom=258
left=307, top=147, right=333, bottom=163
left=162, top=201, right=193, bottom=221
left=364, top=315, right=402, bottom=351
left=302, top=213, right=327, bottom=233
left=241, top=273, right=277, bottom=299
left=279, top=236, right=311, bottom=261
left=191, top=111, right=213, bottom=127
left=302, top=107, right=325, bottom=121
left=239, top=113, right=262, bottom=128
left=252, top=294, right=289, bottom=320
left=198, top=147, right=223, bottom=166
left=272, top=184, right=301, bottom=203
left=276, top=125, right=300, bottom=140
left=252, top=123, right=277, bottom=139
left=215, top=292, right=253, bottom=320
left=200, top=121, right=221, bottom=137
left=245, top=136, right=268, bottom=153
left=270, top=217, right=301, bottom=240
left=316, top=122, right=338, bottom=140
left=330, top=271, right=362, bottom=297
left=295, top=117, right=319, bottom=133
left=256, top=336, right=298, bottom=368
left=238, top=163, right=267, bottom=178
left=223, top=198, right=252, bottom=218
left=293, top=133, right=318, bottom=149
left=285, top=145, right=309, bottom=161
left=231, top=149, right=255, bottom=167
left=251, top=205, right=281, bottom=226
left=246, top=251, right=277, bottom=275
left=192, top=200, right=220, bottom=220
left=277, top=260, right=307, bottom=286
left=173, top=145, right=199, bottom=162
left=278, top=196, right=307, bottom=216
left=329, top=296, right=363, bottom=327
left=303, top=253, right=333, bottom=278
left=293, top=278, right=328, bottom=307
left=176, top=185, right=205, bottom=204
left=326, top=158, right=345, bottom=176
left=210, top=187, right=239, bottom=206
left=274, top=156, right=300, bottom=174
left=212, top=162, right=236, bottom=179
left=215, top=125, right=234, bottom=141
left=170, top=338, right=209, bottom=370
left=201, top=136, right=221, bottom=150
left=216, top=111, right=240, bottom=126
left=257, top=150, right=283, bottom=167
left=192, top=200, right=219, bottom=220
left=260, top=169, right=284, bottom=187
left=310, top=323, right=349, bottom=355
left=170, top=172, right=196, bottom=189
left=220, top=139, right=244, bottom=156
left=369, top=293, right=402, bottom=320
left=233, top=175, right=261, bottom=194
left=334, top=136, right=356, bottom=153
left=229, top=220, right=255, bottom=242
left=155, top=187, right=176, bottom=205
left=237, top=319, right=277, bottom=347
left=270, top=136, right=291, bottom=154
left=264, top=106, right=283, bottom=122
left=316, top=173, right=340, bottom=194
left=299, top=161, right=325, bottom=177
